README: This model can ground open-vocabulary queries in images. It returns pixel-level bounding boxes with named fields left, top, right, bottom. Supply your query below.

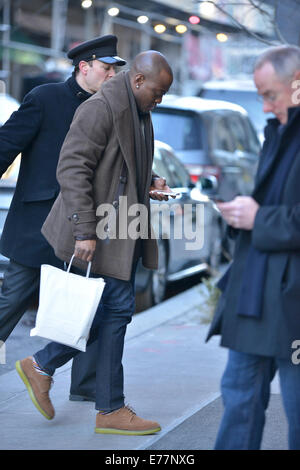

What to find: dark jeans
left=215, top=349, right=300, bottom=450
left=34, top=263, right=137, bottom=412
left=0, top=260, right=41, bottom=343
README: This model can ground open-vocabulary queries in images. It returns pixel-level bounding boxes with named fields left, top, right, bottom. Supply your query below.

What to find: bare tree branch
left=195, top=0, right=279, bottom=45
left=247, top=0, right=271, bottom=17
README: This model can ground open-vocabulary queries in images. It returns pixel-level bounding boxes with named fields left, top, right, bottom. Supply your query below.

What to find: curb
left=127, top=283, right=207, bottom=341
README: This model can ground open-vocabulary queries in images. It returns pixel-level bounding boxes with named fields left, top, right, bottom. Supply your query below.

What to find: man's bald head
left=130, top=50, right=173, bottom=81
left=129, top=50, right=173, bottom=113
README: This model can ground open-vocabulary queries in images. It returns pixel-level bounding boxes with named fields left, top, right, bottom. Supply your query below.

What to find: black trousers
left=0, top=260, right=96, bottom=398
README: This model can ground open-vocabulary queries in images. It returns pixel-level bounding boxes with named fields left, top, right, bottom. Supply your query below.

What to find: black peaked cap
left=67, top=35, right=126, bottom=66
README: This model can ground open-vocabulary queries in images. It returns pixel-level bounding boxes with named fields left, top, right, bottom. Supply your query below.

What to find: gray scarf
left=124, top=71, right=153, bottom=203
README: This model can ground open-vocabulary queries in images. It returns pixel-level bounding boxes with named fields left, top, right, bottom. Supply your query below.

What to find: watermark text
left=0, top=80, right=6, bottom=94
left=95, top=197, right=205, bottom=251
left=0, top=341, right=6, bottom=365
left=292, top=80, right=300, bottom=105
left=291, top=340, right=300, bottom=365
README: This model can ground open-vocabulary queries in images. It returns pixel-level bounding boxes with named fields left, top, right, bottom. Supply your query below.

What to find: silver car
left=152, top=95, right=261, bottom=202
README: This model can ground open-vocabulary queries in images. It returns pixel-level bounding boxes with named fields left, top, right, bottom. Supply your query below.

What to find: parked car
left=151, top=95, right=261, bottom=203
left=198, top=79, right=272, bottom=144
left=135, top=140, right=222, bottom=311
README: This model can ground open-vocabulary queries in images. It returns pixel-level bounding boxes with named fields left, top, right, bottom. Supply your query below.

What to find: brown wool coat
left=42, top=71, right=158, bottom=280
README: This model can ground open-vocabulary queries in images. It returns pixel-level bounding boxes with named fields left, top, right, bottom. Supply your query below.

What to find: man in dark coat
left=16, top=51, right=174, bottom=435
left=0, top=35, right=126, bottom=398
left=207, top=45, right=300, bottom=450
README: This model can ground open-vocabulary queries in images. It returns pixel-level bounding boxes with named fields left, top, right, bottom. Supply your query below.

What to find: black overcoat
left=0, top=75, right=91, bottom=267
left=207, top=107, right=300, bottom=359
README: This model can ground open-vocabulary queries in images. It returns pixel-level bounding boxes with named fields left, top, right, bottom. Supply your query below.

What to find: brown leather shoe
left=15, top=356, right=55, bottom=420
left=95, top=405, right=161, bottom=435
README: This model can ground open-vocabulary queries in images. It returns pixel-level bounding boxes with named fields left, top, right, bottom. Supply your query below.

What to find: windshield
left=152, top=110, right=203, bottom=151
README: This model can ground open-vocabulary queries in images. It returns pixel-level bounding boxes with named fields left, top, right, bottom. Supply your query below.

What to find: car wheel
left=208, top=221, right=222, bottom=273
left=135, top=239, right=168, bottom=311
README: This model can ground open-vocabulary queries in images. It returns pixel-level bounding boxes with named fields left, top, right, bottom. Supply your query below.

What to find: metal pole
left=51, top=0, right=68, bottom=55
left=84, top=4, right=95, bottom=41
left=101, top=1, right=113, bottom=35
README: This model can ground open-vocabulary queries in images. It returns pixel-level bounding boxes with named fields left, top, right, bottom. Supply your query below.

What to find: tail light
left=186, top=165, right=221, bottom=183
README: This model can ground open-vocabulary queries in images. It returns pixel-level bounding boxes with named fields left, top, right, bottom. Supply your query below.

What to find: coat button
left=112, top=200, right=119, bottom=209
left=72, top=213, right=79, bottom=222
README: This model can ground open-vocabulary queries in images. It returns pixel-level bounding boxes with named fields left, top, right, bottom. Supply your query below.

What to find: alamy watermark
left=0, top=80, right=6, bottom=94
left=95, top=197, right=205, bottom=251
left=292, top=80, right=300, bottom=105
left=0, top=341, right=6, bottom=365
left=291, top=340, right=300, bottom=365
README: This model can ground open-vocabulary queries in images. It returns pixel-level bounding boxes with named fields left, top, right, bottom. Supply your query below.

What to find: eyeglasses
left=256, top=91, right=280, bottom=104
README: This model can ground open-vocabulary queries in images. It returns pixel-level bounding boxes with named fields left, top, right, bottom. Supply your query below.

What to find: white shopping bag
left=30, top=255, right=105, bottom=352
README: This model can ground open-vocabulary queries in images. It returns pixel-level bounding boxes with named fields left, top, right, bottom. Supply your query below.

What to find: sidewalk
left=0, top=283, right=286, bottom=450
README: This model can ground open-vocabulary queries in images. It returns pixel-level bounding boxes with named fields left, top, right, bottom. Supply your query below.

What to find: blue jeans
left=215, top=349, right=300, bottom=450
left=34, top=263, right=137, bottom=412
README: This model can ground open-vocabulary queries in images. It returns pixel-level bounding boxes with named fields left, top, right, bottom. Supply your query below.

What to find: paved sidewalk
left=0, top=283, right=285, bottom=450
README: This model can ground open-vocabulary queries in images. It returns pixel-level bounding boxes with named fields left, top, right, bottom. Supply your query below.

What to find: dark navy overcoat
left=207, top=107, right=300, bottom=359
left=0, top=75, right=91, bottom=267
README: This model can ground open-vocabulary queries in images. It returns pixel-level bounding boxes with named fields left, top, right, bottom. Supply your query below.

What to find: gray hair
left=254, top=45, right=300, bottom=81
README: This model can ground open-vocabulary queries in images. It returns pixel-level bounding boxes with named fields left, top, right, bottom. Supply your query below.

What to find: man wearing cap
left=0, top=35, right=126, bottom=398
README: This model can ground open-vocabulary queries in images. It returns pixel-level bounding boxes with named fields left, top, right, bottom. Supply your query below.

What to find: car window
left=153, top=147, right=190, bottom=188
left=226, top=112, right=249, bottom=152
left=161, top=149, right=190, bottom=188
left=242, top=116, right=261, bottom=155
left=152, top=109, right=202, bottom=151
left=213, top=114, right=235, bottom=152
left=153, top=147, right=174, bottom=184
left=200, top=88, right=270, bottom=133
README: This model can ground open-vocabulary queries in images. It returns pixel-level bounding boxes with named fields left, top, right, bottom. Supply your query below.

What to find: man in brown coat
left=16, top=51, right=173, bottom=435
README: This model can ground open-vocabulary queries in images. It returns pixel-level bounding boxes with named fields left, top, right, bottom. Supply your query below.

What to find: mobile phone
left=150, top=190, right=180, bottom=197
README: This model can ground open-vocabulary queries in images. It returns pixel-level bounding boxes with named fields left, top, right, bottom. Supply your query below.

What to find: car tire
left=135, top=239, right=168, bottom=311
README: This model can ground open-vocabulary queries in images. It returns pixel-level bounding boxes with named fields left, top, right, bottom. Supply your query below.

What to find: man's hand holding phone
left=149, top=177, right=178, bottom=201
left=215, top=196, right=260, bottom=230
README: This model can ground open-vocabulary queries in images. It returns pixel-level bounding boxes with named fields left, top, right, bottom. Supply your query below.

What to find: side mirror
left=199, top=175, right=219, bottom=195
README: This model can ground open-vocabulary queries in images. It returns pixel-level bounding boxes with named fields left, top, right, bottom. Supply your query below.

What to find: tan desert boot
left=95, top=405, right=161, bottom=435
left=15, top=356, right=54, bottom=420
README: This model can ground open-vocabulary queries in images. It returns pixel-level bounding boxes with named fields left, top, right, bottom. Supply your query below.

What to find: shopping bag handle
left=67, top=254, right=92, bottom=278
